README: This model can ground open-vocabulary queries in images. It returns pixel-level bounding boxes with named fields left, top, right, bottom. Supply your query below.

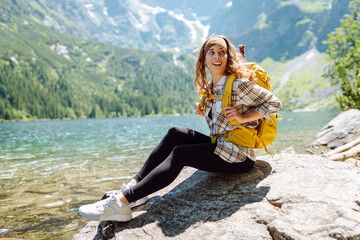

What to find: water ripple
left=45, top=199, right=71, bottom=207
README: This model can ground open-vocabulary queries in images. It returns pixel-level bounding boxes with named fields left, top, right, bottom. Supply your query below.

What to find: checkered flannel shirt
left=204, top=75, right=282, bottom=163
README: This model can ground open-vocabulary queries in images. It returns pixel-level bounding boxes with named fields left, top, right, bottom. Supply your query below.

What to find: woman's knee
left=167, top=126, right=189, bottom=137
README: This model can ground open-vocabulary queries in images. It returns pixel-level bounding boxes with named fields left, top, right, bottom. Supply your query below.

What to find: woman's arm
left=231, top=78, right=282, bottom=122
left=224, top=106, right=263, bottom=124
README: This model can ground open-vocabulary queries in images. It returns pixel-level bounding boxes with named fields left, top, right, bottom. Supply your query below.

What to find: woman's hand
left=224, top=106, right=245, bottom=124
left=196, top=103, right=204, bottom=117
left=224, top=106, right=264, bottom=125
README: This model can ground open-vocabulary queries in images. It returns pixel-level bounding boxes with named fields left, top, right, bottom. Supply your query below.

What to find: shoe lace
left=95, top=196, right=112, bottom=210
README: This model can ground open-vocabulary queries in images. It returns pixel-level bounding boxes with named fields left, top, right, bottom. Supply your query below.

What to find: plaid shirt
left=204, top=75, right=282, bottom=163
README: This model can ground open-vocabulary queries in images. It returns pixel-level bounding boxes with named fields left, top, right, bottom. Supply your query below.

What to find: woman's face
left=205, top=44, right=228, bottom=77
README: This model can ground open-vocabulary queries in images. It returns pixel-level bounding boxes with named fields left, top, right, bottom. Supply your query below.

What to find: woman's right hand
left=196, top=103, right=204, bottom=117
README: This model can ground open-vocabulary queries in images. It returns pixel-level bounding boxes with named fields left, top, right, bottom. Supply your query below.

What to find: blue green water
left=0, top=111, right=338, bottom=239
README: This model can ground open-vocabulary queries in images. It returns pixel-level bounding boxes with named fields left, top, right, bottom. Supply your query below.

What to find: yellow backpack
left=199, top=63, right=281, bottom=156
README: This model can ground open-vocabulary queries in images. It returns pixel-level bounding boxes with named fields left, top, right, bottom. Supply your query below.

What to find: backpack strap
left=199, top=75, right=235, bottom=115
left=221, top=74, right=238, bottom=126
left=199, top=94, right=215, bottom=114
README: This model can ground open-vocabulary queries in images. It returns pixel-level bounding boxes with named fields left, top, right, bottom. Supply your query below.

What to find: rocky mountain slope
left=2, top=0, right=350, bottom=57
left=219, top=0, right=351, bottom=62
left=1, top=0, right=212, bottom=52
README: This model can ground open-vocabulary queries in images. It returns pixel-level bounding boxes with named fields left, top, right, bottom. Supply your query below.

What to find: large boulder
left=307, top=109, right=360, bottom=154
left=73, top=153, right=360, bottom=240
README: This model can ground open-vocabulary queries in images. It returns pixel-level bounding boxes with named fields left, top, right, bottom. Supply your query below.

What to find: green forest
left=0, top=11, right=198, bottom=120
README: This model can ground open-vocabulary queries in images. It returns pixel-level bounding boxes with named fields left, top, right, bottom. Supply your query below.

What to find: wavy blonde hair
left=194, top=35, right=257, bottom=96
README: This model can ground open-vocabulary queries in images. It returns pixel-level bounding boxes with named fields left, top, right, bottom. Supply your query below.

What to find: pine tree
left=323, top=0, right=360, bottom=110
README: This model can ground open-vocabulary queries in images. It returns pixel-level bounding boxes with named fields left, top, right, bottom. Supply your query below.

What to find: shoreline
left=0, top=113, right=191, bottom=123
left=0, top=110, right=340, bottom=123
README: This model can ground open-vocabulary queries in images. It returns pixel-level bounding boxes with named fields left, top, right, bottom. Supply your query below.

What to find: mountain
left=0, top=0, right=198, bottom=120
left=141, top=0, right=228, bottom=17
left=0, top=0, right=353, bottom=120
left=210, top=0, right=351, bottom=62
left=1, top=0, right=213, bottom=53
left=2, top=0, right=350, bottom=58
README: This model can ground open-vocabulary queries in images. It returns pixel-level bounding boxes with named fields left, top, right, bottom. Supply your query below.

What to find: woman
left=79, top=35, right=281, bottom=222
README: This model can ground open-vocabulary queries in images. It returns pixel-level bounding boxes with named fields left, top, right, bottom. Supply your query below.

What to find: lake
left=0, top=111, right=338, bottom=239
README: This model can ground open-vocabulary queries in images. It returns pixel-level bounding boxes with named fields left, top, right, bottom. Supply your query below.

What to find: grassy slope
left=260, top=50, right=339, bottom=111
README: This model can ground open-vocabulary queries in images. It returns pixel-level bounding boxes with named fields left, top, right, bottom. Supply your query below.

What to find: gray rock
left=313, top=109, right=360, bottom=149
left=280, top=146, right=296, bottom=154
left=73, top=154, right=360, bottom=240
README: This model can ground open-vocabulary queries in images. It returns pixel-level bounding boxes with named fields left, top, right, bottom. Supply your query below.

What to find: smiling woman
left=204, top=38, right=228, bottom=84
left=78, top=35, right=282, bottom=223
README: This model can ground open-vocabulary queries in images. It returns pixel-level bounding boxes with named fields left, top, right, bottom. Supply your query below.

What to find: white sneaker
left=79, top=193, right=132, bottom=222
left=121, top=183, right=149, bottom=208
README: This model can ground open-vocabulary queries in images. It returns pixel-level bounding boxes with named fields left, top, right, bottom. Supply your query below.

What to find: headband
left=204, top=37, right=228, bottom=55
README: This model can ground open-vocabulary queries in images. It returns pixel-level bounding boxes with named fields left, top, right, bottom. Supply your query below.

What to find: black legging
left=123, top=126, right=254, bottom=203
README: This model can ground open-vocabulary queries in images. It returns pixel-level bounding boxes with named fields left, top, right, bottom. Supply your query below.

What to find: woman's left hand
left=224, top=106, right=245, bottom=124
left=196, top=103, right=205, bottom=117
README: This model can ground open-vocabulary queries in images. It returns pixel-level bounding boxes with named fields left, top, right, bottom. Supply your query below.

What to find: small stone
left=280, top=147, right=296, bottom=154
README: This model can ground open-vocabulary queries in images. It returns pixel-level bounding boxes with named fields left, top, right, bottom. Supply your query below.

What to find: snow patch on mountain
left=127, top=0, right=165, bottom=15
left=275, top=48, right=319, bottom=94
left=168, top=11, right=209, bottom=47
left=103, top=7, right=108, bottom=16
left=126, top=0, right=165, bottom=32
left=122, top=0, right=209, bottom=49
left=11, top=56, right=19, bottom=65
left=87, top=10, right=101, bottom=26
left=43, top=15, right=65, bottom=32
left=51, top=44, right=70, bottom=59
left=328, top=0, right=334, bottom=9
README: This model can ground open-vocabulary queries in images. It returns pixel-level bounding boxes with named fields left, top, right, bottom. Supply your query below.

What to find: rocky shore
left=73, top=109, right=360, bottom=240
left=306, top=109, right=360, bottom=166
left=73, top=152, right=360, bottom=240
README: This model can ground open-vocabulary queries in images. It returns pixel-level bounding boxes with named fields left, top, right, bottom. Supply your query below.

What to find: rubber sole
left=79, top=211, right=132, bottom=222
left=132, top=196, right=149, bottom=208
left=100, top=213, right=132, bottom=222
